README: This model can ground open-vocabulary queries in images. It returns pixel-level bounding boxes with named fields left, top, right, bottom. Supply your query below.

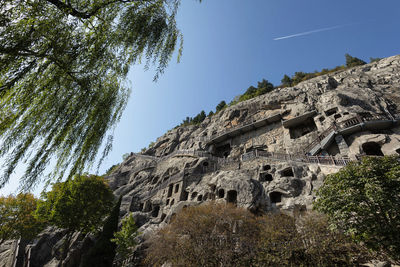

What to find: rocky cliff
left=3, top=55, right=400, bottom=266
left=107, top=55, right=400, bottom=235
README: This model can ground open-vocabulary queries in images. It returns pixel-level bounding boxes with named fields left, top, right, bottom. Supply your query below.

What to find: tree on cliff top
left=345, top=53, right=367, bottom=68
left=0, top=0, right=201, bottom=190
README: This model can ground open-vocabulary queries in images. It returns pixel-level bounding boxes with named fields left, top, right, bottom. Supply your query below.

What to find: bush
left=345, top=53, right=366, bottom=68
left=144, top=203, right=368, bottom=266
left=314, top=156, right=400, bottom=261
left=145, top=203, right=261, bottom=267
left=112, top=213, right=139, bottom=258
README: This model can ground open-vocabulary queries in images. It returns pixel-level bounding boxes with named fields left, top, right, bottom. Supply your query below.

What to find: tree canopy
left=0, top=0, right=198, bottom=190
left=0, top=193, right=45, bottom=243
left=345, top=53, right=367, bottom=68
left=35, top=174, right=114, bottom=259
left=35, top=174, right=114, bottom=234
left=314, top=156, right=400, bottom=261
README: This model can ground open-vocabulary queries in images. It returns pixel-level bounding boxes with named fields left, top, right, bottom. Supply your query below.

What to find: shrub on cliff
left=314, top=156, right=400, bottom=262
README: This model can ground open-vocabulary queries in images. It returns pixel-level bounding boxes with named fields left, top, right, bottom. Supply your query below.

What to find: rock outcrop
left=4, top=55, right=400, bottom=266
left=107, top=55, right=400, bottom=236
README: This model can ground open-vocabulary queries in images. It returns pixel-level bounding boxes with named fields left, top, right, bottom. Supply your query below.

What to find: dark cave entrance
left=362, top=142, right=384, bottom=156
left=227, top=190, right=237, bottom=204
left=270, top=192, right=282, bottom=203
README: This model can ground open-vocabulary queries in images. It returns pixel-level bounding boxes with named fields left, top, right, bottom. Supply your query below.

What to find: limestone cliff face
left=3, top=55, right=400, bottom=266
left=106, top=55, right=400, bottom=240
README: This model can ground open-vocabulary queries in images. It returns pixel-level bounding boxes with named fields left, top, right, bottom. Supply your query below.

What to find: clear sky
left=1, top=0, right=400, bottom=195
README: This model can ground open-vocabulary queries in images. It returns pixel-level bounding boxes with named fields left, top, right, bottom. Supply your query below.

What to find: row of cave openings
left=187, top=187, right=238, bottom=204
left=258, top=164, right=289, bottom=204
left=259, top=165, right=294, bottom=182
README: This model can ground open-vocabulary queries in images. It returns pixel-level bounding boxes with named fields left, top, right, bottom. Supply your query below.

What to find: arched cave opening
left=202, top=161, right=209, bottom=167
left=396, top=148, right=400, bottom=155
left=191, top=192, right=198, bottom=200
left=170, top=199, right=175, bottom=206
left=362, top=142, right=384, bottom=156
left=227, top=190, right=237, bottom=204
left=270, top=192, right=282, bottom=203
left=197, top=195, right=203, bottom=201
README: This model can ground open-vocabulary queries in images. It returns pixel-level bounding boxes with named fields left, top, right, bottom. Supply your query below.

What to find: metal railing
left=304, top=113, right=397, bottom=154
left=241, top=150, right=352, bottom=166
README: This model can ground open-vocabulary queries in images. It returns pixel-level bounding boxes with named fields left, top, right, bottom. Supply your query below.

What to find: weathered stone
left=6, top=54, right=400, bottom=266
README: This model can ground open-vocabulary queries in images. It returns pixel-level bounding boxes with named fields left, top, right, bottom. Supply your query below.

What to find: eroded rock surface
left=6, top=55, right=400, bottom=266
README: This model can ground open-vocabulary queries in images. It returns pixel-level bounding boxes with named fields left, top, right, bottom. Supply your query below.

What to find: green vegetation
left=345, top=53, right=367, bottom=67
left=370, top=57, right=383, bottom=63
left=181, top=110, right=207, bottom=126
left=0, top=193, right=45, bottom=244
left=81, top=196, right=122, bottom=267
left=0, top=0, right=200, bottom=191
left=238, top=79, right=274, bottom=102
left=145, top=203, right=368, bottom=266
left=104, top=164, right=120, bottom=176
left=216, top=100, right=228, bottom=112
left=112, top=213, right=139, bottom=258
left=35, top=174, right=114, bottom=258
left=314, top=156, right=400, bottom=262
left=279, top=54, right=366, bottom=88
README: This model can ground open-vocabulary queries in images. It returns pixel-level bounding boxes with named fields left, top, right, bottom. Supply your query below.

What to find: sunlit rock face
left=106, top=55, right=400, bottom=237
left=4, top=55, right=400, bottom=266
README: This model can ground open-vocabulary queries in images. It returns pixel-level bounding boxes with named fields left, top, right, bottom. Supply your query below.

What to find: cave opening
left=260, top=172, right=273, bottom=182
left=227, top=190, right=237, bottom=204
left=218, top=188, right=225, bottom=198
left=167, top=184, right=173, bottom=197
left=281, top=167, right=294, bottom=177
left=270, top=192, right=282, bottom=203
left=362, top=142, right=384, bottom=156
left=151, top=205, right=160, bottom=217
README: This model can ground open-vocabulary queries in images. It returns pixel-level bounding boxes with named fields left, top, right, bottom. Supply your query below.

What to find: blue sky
left=1, top=0, right=400, bottom=195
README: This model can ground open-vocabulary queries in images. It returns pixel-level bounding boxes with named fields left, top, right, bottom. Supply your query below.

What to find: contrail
left=273, top=24, right=348, bottom=41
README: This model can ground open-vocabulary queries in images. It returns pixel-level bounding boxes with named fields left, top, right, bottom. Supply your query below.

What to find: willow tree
left=0, top=0, right=199, bottom=190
